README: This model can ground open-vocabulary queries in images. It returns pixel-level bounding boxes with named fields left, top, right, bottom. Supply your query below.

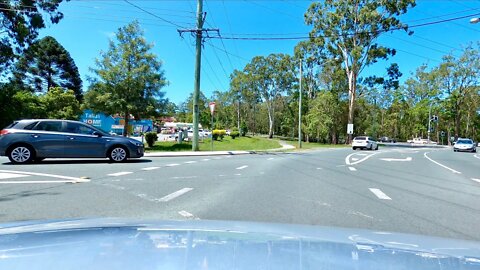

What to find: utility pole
left=298, top=59, right=302, bottom=149
left=427, top=103, right=432, bottom=142
left=177, top=0, right=218, bottom=151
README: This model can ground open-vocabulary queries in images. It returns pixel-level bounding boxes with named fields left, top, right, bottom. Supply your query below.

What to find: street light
left=470, top=17, right=480, bottom=24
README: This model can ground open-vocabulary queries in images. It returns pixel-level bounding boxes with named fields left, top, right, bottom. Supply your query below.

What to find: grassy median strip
left=145, top=136, right=281, bottom=152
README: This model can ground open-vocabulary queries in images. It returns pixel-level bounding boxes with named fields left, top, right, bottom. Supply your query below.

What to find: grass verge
left=145, top=136, right=281, bottom=152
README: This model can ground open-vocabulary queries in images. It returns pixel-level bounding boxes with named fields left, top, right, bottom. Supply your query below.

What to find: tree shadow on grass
left=146, top=143, right=193, bottom=152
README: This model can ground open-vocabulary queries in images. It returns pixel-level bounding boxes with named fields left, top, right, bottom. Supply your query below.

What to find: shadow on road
left=2, top=159, right=153, bottom=165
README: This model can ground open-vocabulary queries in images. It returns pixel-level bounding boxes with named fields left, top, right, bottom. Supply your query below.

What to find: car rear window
left=4, top=121, right=38, bottom=130
left=354, top=137, right=366, bottom=140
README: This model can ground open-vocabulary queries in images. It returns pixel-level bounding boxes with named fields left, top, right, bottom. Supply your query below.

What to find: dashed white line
left=236, top=165, right=248, bottom=170
left=348, top=167, right=357, bottom=171
left=166, top=163, right=180, bottom=167
left=423, top=152, right=461, bottom=174
left=171, top=176, right=197, bottom=179
left=202, top=159, right=210, bottom=161
left=267, top=157, right=275, bottom=160
left=234, top=173, right=242, bottom=176
left=141, top=167, right=160, bottom=171
left=178, top=210, right=199, bottom=219
left=108, top=172, right=133, bottom=177
left=369, top=188, right=392, bottom=200
left=184, top=161, right=197, bottom=164
left=316, top=167, right=323, bottom=170
left=157, top=188, right=193, bottom=202
left=472, top=178, right=480, bottom=183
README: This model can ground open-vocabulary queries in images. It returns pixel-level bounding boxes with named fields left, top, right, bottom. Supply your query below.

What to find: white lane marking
left=202, top=159, right=210, bottom=161
left=166, top=163, right=180, bottom=167
left=316, top=167, right=323, bottom=170
left=171, top=176, right=197, bottom=179
left=178, top=210, right=199, bottom=220
left=356, top=153, right=368, bottom=156
left=141, top=167, right=160, bottom=171
left=380, top=157, right=412, bottom=162
left=184, top=161, right=197, bottom=164
left=0, top=170, right=88, bottom=183
left=157, top=188, right=193, bottom=202
left=218, top=174, right=226, bottom=177
left=423, top=152, right=461, bottom=174
left=349, top=210, right=374, bottom=219
left=236, top=165, right=248, bottom=170
left=235, top=173, right=242, bottom=176
left=108, top=171, right=133, bottom=177
left=0, top=172, right=29, bottom=179
left=351, top=158, right=359, bottom=161
left=267, top=157, right=275, bottom=160
left=369, top=188, right=392, bottom=200
left=474, top=154, right=480, bottom=160
left=472, top=178, right=480, bottom=183
left=345, top=152, right=380, bottom=165
left=348, top=167, right=357, bottom=171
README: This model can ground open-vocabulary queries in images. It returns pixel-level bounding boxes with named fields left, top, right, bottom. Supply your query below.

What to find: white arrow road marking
left=369, top=188, right=392, bottom=200
left=348, top=167, right=357, bottom=171
left=472, top=178, right=480, bottom=183
left=108, top=172, right=133, bottom=177
left=424, top=152, right=461, bottom=174
left=0, top=172, right=29, bottom=180
left=351, top=158, right=359, bottom=161
left=236, top=165, right=248, bottom=170
left=157, top=188, right=193, bottom=202
left=345, top=152, right=380, bottom=165
left=380, top=157, right=412, bottom=162
left=0, top=170, right=89, bottom=183
left=141, top=167, right=160, bottom=171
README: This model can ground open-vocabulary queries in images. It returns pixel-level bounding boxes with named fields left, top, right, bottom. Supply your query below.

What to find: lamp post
left=470, top=17, right=480, bottom=24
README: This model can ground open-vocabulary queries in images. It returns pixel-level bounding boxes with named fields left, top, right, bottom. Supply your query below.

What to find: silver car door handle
left=31, top=134, right=39, bottom=138
left=69, top=137, right=75, bottom=140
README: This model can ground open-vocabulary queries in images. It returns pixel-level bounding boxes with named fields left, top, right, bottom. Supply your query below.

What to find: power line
left=206, top=42, right=249, bottom=62
left=222, top=0, right=241, bottom=65
left=385, top=35, right=453, bottom=55
left=396, top=48, right=442, bottom=63
left=123, top=0, right=189, bottom=29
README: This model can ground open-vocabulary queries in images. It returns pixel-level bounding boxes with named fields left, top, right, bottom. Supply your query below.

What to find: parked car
left=453, top=138, right=476, bottom=153
left=379, top=136, right=396, bottom=143
left=352, top=136, right=378, bottom=150
left=0, top=119, right=144, bottom=164
left=407, top=137, right=436, bottom=144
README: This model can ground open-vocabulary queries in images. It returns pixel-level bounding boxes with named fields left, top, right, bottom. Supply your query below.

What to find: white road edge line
left=472, top=178, right=480, bottom=183
left=141, top=167, right=160, bottom=171
left=236, top=165, right=248, bottom=170
left=107, top=172, right=133, bottom=177
left=423, top=152, right=461, bottom=174
left=0, top=170, right=89, bottom=183
left=157, top=188, right=193, bottom=202
left=348, top=167, right=357, bottom=171
left=369, top=188, right=392, bottom=200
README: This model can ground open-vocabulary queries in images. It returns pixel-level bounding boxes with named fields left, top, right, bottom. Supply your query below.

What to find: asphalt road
left=0, top=146, right=479, bottom=241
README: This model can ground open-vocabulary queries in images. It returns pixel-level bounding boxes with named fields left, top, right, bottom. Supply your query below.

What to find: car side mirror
left=92, top=131, right=103, bottom=137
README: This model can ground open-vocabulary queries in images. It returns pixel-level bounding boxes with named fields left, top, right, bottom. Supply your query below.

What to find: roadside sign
left=440, top=131, right=445, bottom=137
left=209, top=102, right=216, bottom=115
left=347, top=124, right=353, bottom=135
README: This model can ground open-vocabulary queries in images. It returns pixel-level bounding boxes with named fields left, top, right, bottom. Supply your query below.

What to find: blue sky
left=39, top=0, right=480, bottom=105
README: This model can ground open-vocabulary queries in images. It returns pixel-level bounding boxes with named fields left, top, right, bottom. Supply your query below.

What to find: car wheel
left=375, top=145, right=379, bottom=150
left=8, top=145, right=34, bottom=164
left=352, top=147, right=356, bottom=150
left=368, top=144, right=373, bottom=150
left=108, top=146, right=128, bottom=162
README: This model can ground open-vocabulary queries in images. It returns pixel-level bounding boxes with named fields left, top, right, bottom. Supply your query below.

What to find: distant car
left=0, top=119, right=144, bottom=164
left=407, top=138, right=436, bottom=144
left=352, top=136, right=378, bottom=150
left=379, top=136, right=396, bottom=143
left=453, top=138, right=476, bottom=153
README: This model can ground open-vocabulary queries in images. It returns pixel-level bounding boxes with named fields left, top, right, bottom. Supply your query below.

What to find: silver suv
left=0, top=119, right=144, bottom=164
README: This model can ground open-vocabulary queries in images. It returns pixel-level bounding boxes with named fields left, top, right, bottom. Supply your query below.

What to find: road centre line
left=157, top=188, right=193, bottom=202
left=369, top=188, right=392, bottom=200
left=423, top=152, right=461, bottom=174
left=141, top=167, right=160, bottom=171
left=0, top=170, right=88, bottom=183
left=236, top=165, right=248, bottom=170
left=108, top=172, right=133, bottom=177
left=166, top=163, right=180, bottom=167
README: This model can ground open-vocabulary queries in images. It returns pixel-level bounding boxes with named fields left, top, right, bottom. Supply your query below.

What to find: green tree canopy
left=13, top=36, right=83, bottom=100
left=84, top=21, right=168, bottom=136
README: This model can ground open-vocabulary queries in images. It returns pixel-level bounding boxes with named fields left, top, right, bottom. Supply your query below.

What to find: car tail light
left=0, top=130, right=9, bottom=136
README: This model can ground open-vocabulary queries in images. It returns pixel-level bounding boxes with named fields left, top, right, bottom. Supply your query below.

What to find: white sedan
left=352, top=136, right=378, bottom=150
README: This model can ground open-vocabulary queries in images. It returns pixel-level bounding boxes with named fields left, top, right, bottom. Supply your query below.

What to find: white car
left=352, top=136, right=378, bottom=150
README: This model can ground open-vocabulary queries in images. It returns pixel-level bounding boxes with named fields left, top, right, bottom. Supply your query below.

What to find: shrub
left=212, top=129, right=226, bottom=141
left=230, top=127, right=240, bottom=139
left=145, top=132, right=158, bottom=147
left=240, top=122, right=248, bottom=136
